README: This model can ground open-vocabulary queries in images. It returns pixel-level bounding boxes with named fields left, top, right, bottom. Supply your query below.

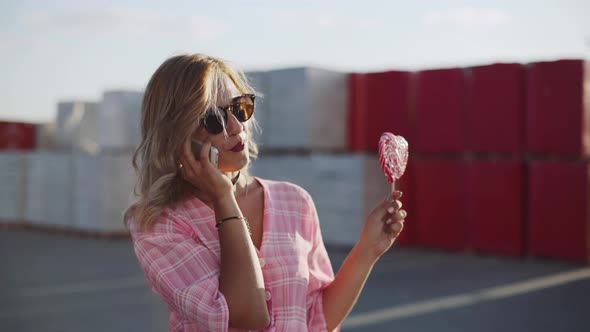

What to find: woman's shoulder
left=126, top=202, right=195, bottom=238
left=256, top=177, right=314, bottom=206
left=258, top=177, right=311, bottom=195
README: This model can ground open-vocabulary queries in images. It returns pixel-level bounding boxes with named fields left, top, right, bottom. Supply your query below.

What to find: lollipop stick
left=387, top=178, right=396, bottom=202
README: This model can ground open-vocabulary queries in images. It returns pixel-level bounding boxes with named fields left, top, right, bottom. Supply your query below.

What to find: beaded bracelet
left=215, top=216, right=251, bottom=235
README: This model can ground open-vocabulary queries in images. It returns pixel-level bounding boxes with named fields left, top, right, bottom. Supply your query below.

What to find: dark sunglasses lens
left=234, top=103, right=254, bottom=122
left=203, top=112, right=225, bottom=134
left=233, top=95, right=255, bottom=121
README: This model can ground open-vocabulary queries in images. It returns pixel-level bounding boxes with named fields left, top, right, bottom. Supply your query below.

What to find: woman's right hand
left=178, top=138, right=233, bottom=202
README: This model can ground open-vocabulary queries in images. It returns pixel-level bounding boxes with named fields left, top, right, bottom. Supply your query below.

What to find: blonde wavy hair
left=125, top=53, right=260, bottom=232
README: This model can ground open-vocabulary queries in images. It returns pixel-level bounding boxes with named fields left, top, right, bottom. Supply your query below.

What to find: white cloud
left=19, top=7, right=229, bottom=40
left=273, top=11, right=339, bottom=28
left=353, top=18, right=386, bottom=30
left=0, top=31, right=62, bottom=51
left=316, top=15, right=338, bottom=28
left=423, top=7, right=511, bottom=26
left=272, top=11, right=385, bottom=30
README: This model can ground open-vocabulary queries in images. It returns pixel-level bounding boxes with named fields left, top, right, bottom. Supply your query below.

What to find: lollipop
left=378, top=132, right=409, bottom=192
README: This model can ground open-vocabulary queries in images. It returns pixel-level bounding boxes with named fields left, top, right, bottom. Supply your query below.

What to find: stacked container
left=525, top=60, right=590, bottom=262
left=0, top=152, right=28, bottom=224
left=347, top=70, right=416, bottom=247
left=349, top=60, right=590, bottom=263
left=0, top=121, right=36, bottom=150
left=463, top=64, right=527, bottom=257
left=0, top=90, right=142, bottom=235
left=2, top=60, right=588, bottom=262
left=412, top=68, right=468, bottom=250
left=247, top=68, right=391, bottom=247
left=0, top=121, right=35, bottom=225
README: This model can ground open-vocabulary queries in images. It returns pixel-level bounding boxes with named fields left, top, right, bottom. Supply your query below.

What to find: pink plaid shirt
left=129, top=178, right=338, bottom=331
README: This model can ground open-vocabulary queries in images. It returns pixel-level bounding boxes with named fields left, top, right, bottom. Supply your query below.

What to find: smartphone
left=191, top=139, right=219, bottom=168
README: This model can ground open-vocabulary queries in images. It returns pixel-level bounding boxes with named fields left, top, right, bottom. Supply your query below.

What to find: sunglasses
left=201, top=94, right=256, bottom=134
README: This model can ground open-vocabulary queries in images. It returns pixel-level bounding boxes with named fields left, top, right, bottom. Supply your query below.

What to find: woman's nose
left=225, top=111, right=244, bottom=135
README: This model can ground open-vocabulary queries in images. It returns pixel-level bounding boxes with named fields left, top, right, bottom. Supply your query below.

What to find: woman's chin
left=218, top=156, right=249, bottom=173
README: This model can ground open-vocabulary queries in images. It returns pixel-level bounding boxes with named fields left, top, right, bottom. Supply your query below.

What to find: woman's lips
left=230, top=141, right=245, bottom=152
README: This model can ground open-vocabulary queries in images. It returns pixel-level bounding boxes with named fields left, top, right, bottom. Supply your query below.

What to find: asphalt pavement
left=1, top=230, right=588, bottom=331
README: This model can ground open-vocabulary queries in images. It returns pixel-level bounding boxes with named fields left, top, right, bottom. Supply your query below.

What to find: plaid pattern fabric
left=129, top=178, right=338, bottom=331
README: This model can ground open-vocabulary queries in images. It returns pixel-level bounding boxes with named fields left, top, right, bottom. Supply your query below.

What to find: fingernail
left=385, top=218, right=393, bottom=225
left=393, top=223, right=402, bottom=232
left=387, top=207, right=394, bottom=214
left=397, top=191, right=403, bottom=198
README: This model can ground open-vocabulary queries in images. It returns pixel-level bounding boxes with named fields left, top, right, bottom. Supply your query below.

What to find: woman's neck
left=189, top=171, right=250, bottom=204
left=234, top=171, right=251, bottom=197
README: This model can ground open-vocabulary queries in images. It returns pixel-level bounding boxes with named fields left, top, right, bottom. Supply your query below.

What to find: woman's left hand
left=358, top=191, right=407, bottom=261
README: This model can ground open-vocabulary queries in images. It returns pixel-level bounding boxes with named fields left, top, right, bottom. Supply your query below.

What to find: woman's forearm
left=322, top=245, right=377, bottom=331
left=214, top=194, right=270, bottom=329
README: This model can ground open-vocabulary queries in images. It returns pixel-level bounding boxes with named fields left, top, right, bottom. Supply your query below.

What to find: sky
left=1, top=0, right=589, bottom=123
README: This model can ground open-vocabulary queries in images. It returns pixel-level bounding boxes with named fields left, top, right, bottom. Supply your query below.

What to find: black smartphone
left=191, top=139, right=219, bottom=167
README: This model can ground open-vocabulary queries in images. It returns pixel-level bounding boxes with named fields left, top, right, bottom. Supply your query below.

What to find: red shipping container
left=347, top=71, right=412, bottom=152
left=465, top=160, right=525, bottom=256
left=414, top=68, right=466, bottom=154
left=0, top=121, right=36, bottom=150
left=466, top=64, right=525, bottom=154
left=528, top=160, right=590, bottom=262
left=395, top=157, right=416, bottom=247
left=526, top=60, right=590, bottom=157
left=414, top=158, right=467, bottom=251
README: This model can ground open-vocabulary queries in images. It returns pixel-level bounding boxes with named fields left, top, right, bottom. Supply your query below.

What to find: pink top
left=128, top=178, right=338, bottom=332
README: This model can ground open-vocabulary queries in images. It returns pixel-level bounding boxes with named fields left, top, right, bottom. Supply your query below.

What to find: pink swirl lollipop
left=379, top=132, right=409, bottom=191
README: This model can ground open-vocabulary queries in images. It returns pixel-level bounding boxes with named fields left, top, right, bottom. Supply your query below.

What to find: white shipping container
left=72, top=154, right=103, bottom=231
left=103, top=153, right=137, bottom=232
left=309, top=155, right=364, bottom=246
left=245, top=71, right=270, bottom=148
left=0, top=152, right=28, bottom=222
left=77, top=104, right=100, bottom=154
left=266, top=68, right=347, bottom=150
left=35, top=122, right=57, bottom=150
left=96, top=90, right=143, bottom=151
left=64, top=91, right=143, bottom=154
left=24, top=152, right=74, bottom=227
left=56, top=102, right=99, bottom=150
left=250, top=154, right=389, bottom=247
left=72, top=152, right=136, bottom=233
left=362, top=155, right=391, bottom=218
left=249, top=154, right=315, bottom=193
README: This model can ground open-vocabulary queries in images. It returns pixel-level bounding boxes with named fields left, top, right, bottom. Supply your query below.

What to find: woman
left=125, top=54, right=407, bottom=332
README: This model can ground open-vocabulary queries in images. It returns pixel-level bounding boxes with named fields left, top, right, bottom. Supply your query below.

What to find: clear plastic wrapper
left=378, top=132, right=409, bottom=183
